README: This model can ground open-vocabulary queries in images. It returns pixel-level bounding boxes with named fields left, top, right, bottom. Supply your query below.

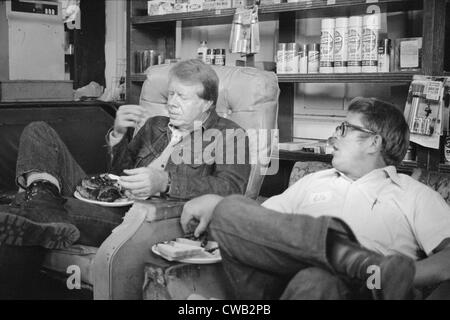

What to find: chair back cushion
left=411, top=168, right=450, bottom=206
left=139, top=64, right=280, bottom=199
left=289, top=161, right=333, bottom=187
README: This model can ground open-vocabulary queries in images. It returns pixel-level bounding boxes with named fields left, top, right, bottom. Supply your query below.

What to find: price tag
left=425, top=81, right=443, bottom=101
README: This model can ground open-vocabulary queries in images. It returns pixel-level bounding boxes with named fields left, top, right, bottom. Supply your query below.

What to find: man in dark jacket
left=0, top=59, right=250, bottom=249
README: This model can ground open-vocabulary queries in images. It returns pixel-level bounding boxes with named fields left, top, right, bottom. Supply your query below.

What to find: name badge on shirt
left=309, top=192, right=332, bottom=205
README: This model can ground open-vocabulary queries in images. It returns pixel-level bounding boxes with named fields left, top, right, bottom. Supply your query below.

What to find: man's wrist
left=111, top=129, right=125, bottom=140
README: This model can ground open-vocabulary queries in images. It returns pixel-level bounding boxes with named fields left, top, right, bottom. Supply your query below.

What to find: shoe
left=328, top=231, right=415, bottom=300
left=0, top=181, right=80, bottom=249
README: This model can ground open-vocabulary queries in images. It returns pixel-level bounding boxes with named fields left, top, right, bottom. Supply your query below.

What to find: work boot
left=327, top=231, right=415, bottom=300
left=0, top=180, right=80, bottom=249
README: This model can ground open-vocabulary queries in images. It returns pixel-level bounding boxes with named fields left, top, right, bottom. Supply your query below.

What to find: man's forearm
left=414, top=247, right=450, bottom=288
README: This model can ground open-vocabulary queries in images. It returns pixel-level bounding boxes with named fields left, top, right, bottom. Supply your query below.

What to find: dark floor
left=0, top=272, right=93, bottom=300
left=0, top=244, right=92, bottom=300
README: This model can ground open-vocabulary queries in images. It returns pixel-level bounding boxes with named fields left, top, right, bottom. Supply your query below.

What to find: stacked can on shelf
left=334, top=17, right=348, bottom=73
left=347, top=16, right=363, bottom=73
left=319, top=18, right=335, bottom=73
left=361, top=14, right=380, bottom=73
left=275, top=13, right=390, bottom=75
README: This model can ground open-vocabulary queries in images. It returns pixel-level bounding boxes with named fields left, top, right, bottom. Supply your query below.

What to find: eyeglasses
left=335, top=121, right=377, bottom=137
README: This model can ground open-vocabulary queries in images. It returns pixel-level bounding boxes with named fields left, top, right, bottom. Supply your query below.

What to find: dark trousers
left=210, top=195, right=357, bottom=300
left=13, top=121, right=125, bottom=247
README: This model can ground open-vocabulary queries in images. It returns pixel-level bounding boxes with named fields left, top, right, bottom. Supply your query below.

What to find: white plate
left=74, top=190, right=134, bottom=207
left=151, top=242, right=221, bottom=264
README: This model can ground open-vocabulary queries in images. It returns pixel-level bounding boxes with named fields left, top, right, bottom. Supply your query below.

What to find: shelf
left=131, top=0, right=421, bottom=25
left=130, top=72, right=416, bottom=84
left=132, top=8, right=235, bottom=24
left=277, top=72, right=416, bottom=83
left=274, top=149, right=332, bottom=162
left=274, top=151, right=450, bottom=174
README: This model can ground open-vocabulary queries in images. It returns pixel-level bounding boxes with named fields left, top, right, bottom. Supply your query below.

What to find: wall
left=105, top=0, right=127, bottom=92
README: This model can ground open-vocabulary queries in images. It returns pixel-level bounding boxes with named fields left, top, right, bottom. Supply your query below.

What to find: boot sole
left=0, top=212, right=80, bottom=249
left=372, top=255, right=416, bottom=300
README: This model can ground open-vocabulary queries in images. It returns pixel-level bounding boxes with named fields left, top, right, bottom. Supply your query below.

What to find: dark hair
left=348, top=97, right=410, bottom=166
left=169, top=59, right=219, bottom=107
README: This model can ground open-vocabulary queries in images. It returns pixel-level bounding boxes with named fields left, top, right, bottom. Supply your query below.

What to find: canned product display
left=333, top=17, right=348, bottom=73
left=361, top=14, right=380, bottom=73
left=320, top=18, right=335, bottom=73
left=347, top=15, right=363, bottom=73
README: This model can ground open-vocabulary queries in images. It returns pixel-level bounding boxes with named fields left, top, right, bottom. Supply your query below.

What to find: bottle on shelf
left=377, top=38, right=391, bottom=73
left=197, top=41, right=208, bottom=63
left=205, top=49, right=214, bottom=65
left=214, top=49, right=226, bottom=66
left=308, top=43, right=320, bottom=73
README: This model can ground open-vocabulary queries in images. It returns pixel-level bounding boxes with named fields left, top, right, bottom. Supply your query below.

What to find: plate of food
left=74, top=173, right=134, bottom=207
left=151, top=238, right=221, bottom=264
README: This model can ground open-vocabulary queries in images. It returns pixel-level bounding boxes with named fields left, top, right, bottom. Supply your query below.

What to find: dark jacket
left=108, top=110, right=251, bottom=200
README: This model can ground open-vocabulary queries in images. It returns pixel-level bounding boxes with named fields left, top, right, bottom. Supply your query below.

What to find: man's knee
left=23, top=121, right=51, bottom=134
left=280, top=267, right=351, bottom=300
left=20, top=121, right=56, bottom=143
left=209, top=195, right=248, bottom=233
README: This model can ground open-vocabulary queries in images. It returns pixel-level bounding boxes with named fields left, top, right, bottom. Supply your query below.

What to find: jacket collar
left=166, top=108, right=219, bottom=137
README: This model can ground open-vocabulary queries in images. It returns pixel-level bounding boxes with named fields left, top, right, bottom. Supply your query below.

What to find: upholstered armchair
left=41, top=64, right=280, bottom=299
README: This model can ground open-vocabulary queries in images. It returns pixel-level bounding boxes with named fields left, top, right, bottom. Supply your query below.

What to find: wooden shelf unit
left=126, top=0, right=449, bottom=176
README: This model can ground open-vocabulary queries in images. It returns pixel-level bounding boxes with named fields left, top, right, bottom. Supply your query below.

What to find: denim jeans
left=15, top=121, right=125, bottom=247
left=209, top=195, right=355, bottom=300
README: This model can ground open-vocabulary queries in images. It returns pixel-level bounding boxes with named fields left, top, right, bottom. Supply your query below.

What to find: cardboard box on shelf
left=147, top=0, right=175, bottom=15
left=188, top=0, right=204, bottom=11
left=0, top=80, right=74, bottom=102
left=215, top=0, right=232, bottom=9
left=173, top=2, right=188, bottom=12
left=202, top=0, right=216, bottom=10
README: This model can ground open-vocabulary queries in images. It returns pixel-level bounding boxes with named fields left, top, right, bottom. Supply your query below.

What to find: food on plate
left=76, top=174, right=127, bottom=202
left=175, top=237, right=203, bottom=247
left=156, top=241, right=204, bottom=261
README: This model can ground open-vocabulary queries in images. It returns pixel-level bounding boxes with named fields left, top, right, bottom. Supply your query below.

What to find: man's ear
left=369, top=134, right=384, bottom=153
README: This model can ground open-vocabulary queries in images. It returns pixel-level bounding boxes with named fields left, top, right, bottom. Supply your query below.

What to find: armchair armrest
left=93, top=198, right=186, bottom=300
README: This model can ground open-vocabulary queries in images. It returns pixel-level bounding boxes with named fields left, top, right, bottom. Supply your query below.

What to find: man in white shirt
left=180, top=97, right=450, bottom=299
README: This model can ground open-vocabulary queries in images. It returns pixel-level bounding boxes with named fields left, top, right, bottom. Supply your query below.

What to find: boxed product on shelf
left=173, top=2, right=188, bottom=12
left=215, top=0, right=232, bottom=9
left=188, top=0, right=204, bottom=11
left=202, top=0, right=216, bottom=10
left=147, top=0, right=175, bottom=15
left=393, top=37, right=423, bottom=72
left=259, top=0, right=277, bottom=4
left=232, top=0, right=245, bottom=7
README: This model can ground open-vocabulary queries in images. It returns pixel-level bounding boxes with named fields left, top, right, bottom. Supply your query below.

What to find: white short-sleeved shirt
left=262, top=166, right=450, bottom=260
